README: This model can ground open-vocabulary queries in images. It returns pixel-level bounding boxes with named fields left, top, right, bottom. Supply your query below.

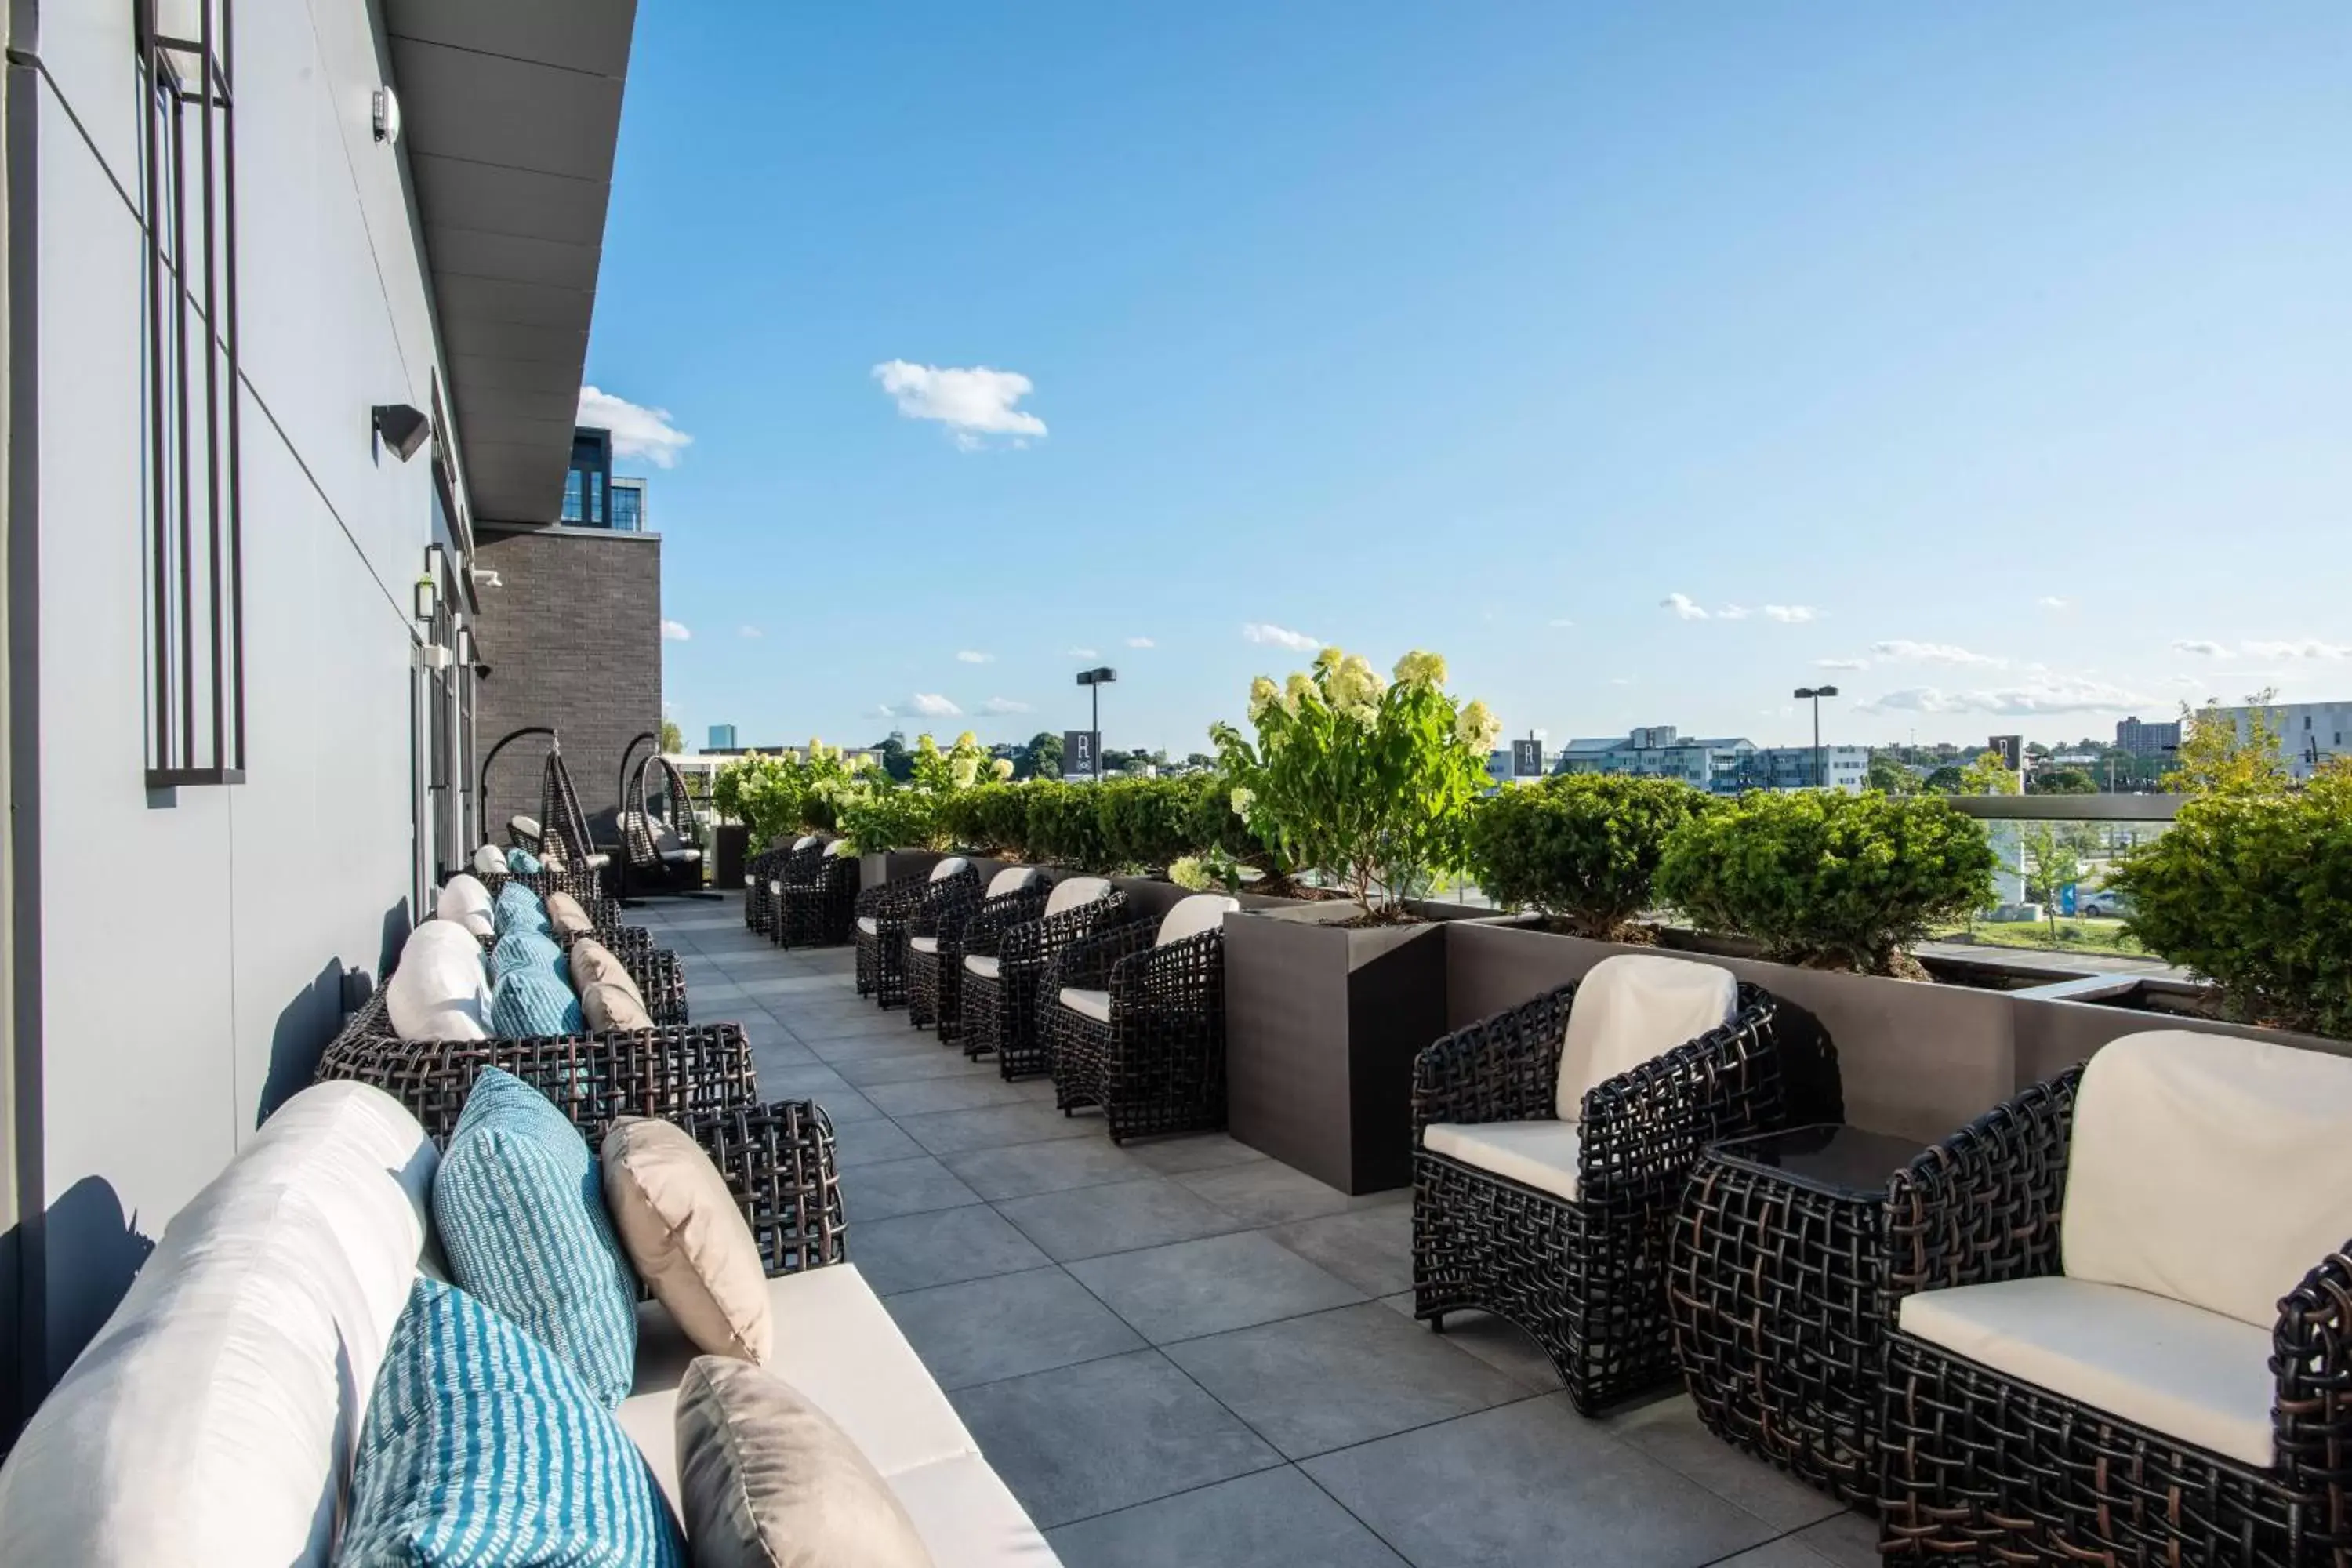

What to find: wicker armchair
left=1410, top=955, right=1790, bottom=1414
left=745, top=835, right=822, bottom=935
left=908, top=867, right=1047, bottom=1044
left=960, top=877, right=1126, bottom=1079
left=1878, top=1032, right=2352, bottom=1566
left=855, top=857, right=980, bottom=1007
left=315, top=996, right=842, bottom=1276
left=1044, top=895, right=1238, bottom=1142
left=771, top=840, right=862, bottom=949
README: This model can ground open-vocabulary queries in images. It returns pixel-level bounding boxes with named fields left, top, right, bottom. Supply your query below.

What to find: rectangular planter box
left=1223, top=903, right=1490, bottom=1195
left=713, top=824, right=748, bottom=891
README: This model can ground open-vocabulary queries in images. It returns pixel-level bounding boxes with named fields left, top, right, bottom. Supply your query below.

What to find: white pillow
left=1556, top=954, right=1738, bottom=1120
left=930, top=856, right=971, bottom=882
left=1044, top=876, right=1111, bottom=918
left=434, top=875, right=495, bottom=939
left=509, top=814, right=543, bottom=841
left=792, top=834, right=819, bottom=851
left=1156, top=895, right=1239, bottom=947
left=985, top=866, right=1040, bottom=898
left=0, top=1082, right=434, bottom=1568
left=824, top=840, right=855, bottom=858
left=384, top=920, right=491, bottom=1042
left=470, top=843, right=506, bottom=877
left=2062, top=1029, right=2352, bottom=1329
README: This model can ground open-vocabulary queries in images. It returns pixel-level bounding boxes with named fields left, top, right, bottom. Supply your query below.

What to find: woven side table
left=1668, top=1123, right=1921, bottom=1508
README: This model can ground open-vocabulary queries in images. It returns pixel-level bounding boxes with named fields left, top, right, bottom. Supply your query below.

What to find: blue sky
left=584, top=3, right=2352, bottom=755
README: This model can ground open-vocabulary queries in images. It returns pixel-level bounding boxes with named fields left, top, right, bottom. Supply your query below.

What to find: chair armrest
left=1882, top=1065, right=2078, bottom=1316
left=959, top=884, right=1053, bottom=958
left=1048, top=916, right=1156, bottom=993
left=624, top=946, right=689, bottom=1027
left=1110, top=927, right=1223, bottom=1015
left=1412, top=981, right=1578, bottom=1136
left=2277, top=1244, right=2352, bottom=1527
left=679, top=1099, right=846, bottom=1276
left=1002, top=891, right=1129, bottom=975
left=1577, top=985, right=1784, bottom=1200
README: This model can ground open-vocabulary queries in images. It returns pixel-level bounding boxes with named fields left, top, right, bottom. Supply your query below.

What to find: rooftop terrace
left=633, top=892, right=1880, bottom=1568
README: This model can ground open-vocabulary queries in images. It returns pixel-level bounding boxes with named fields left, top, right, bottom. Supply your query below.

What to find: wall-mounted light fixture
left=374, top=401, right=430, bottom=462
left=413, top=572, right=437, bottom=623
left=372, top=86, right=402, bottom=145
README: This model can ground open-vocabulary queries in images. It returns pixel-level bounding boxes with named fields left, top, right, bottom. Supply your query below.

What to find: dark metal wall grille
left=139, top=0, right=246, bottom=788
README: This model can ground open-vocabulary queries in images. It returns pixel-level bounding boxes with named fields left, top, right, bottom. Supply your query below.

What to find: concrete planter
left=1223, top=902, right=1512, bottom=1195
left=857, top=849, right=946, bottom=893
left=713, top=824, right=748, bottom=891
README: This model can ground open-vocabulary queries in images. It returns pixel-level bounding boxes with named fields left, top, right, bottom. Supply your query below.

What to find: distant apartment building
left=709, top=724, right=739, bottom=750
left=2114, top=716, right=2182, bottom=757
left=1554, top=726, right=1871, bottom=793
left=2220, top=700, right=2352, bottom=781
left=1741, top=746, right=1871, bottom=793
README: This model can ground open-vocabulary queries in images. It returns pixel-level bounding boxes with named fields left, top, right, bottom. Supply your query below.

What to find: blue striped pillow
left=490, top=968, right=583, bottom=1038
left=490, top=929, right=567, bottom=987
left=341, top=1277, right=683, bottom=1566
left=493, top=881, right=551, bottom=937
left=506, top=846, right=545, bottom=875
left=432, top=1068, right=637, bottom=1405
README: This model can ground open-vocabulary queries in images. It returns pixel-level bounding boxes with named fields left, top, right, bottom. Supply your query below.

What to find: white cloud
left=661, top=619, right=691, bottom=641
left=979, top=697, right=1033, bottom=715
left=869, top=703, right=898, bottom=720
left=872, top=361, right=1047, bottom=447
left=1870, top=639, right=2004, bottom=667
left=1661, top=593, right=1710, bottom=621
left=2242, top=638, right=2352, bottom=660
left=956, top=650, right=994, bottom=664
left=1815, top=657, right=1870, bottom=670
left=1125, top=636, right=1156, bottom=648
left=1661, top=593, right=1814, bottom=624
left=2172, top=638, right=2229, bottom=657
left=1762, top=604, right=1820, bottom=624
left=1548, top=618, right=1575, bottom=629
left=909, top=692, right=962, bottom=717
left=1859, top=673, right=2147, bottom=717
left=1243, top=622, right=1322, bottom=652
left=1715, top=604, right=1751, bottom=621
left=1064, top=646, right=1100, bottom=659
left=579, top=387, right=693, bottom=469
left=2037, top=596, right=2073, bottom=611
left=738, top=625, right=762, bottom=639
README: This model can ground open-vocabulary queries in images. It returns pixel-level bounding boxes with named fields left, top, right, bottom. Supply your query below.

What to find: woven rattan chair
left=1410, top=954, right=1791, bottom=1414
left=959, top=876, right=1126, bottom=1079
left=314, top=996, right=842, bottom=1275
left=512, top=741, right=611, bottom=885
left=771, top=839, right=861, bottom=949
left=855, top=857, right=980, bottom=1008
left=907, top=866, right=1047, bottom=1044
left=1878, top=1030, right=2352, bottom=1566
left=618, top=753, right=710, bottom=898
left=746, top=834, right=822, bottom=935
left=1044, top=894, right=1240, bottom=1142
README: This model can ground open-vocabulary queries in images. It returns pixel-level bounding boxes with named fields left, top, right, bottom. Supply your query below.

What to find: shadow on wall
left=254, top=896, right=412, bottom=1131
left=38, top=1177, right=156, bottom=1390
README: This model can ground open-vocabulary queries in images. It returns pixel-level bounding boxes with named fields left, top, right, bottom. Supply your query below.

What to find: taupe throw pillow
left=674, top=1356, right=934, bottom=1568
left=569, top=938, right=645, bottom=1005
left=581, top=979, right=655, bottom=1032
left=543, top=890, right=597, bottom=937
left=601, top=1118, right=771, bottom=1363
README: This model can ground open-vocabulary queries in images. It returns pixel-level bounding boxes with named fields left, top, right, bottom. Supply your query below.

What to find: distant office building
left=1555, top=727, right=1758, bottom=792
left=558, top=427, right=648, bottom=531
left=2114, top=716, right=2181, bottom=758
left=2219, top=699, right=2352, bottom=781
left=1741, top=746, right=1871, bottom=793
left=709, top=724, right=738, bottom=750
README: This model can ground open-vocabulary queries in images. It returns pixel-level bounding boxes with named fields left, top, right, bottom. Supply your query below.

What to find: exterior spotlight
left=373, top=87, right=402, bottom=145
left=374, top=402, right=430, bottom=461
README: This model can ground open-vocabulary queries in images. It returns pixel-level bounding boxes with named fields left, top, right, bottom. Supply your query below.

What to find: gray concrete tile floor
left=633, top=895, right=1876, bottom=1567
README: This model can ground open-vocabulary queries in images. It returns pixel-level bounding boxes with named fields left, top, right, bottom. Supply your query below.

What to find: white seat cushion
left=2062, top=1029, right=2352, bottom=1330
left=770, top=880, right=784, bottom=896
left=964, top=955, right=1001, bottom=980
left=1156, top=894, right=1239, bottom=946
left=1422, top=1120, right=1582, bottom=1203
left=659, top=847, right=702, bottom=866
left=910, top=936, right=939, bottom=956
left=1058, top=988, right=1112, bottom=1023
left=617, top=1264, right=980, bottom=1516
left=858, top=916, right=880, bottom=937
left=931, top=856, right=971, bottom=882
left=1900, top=1276, right=2278, bottom=1468
left=985, top=867, right=1040, bottom=898
left=434, top=875, right=496, bottom=939
left=890, top=1454, right=1062, bottom=1568
left=0, top=1083, right=434, bottom=1567
left=509, top=813, right=543, bottom=840
left=471, top=843, right=506, bottom=877
left=1044, top=876, right=1111, bottom=917
left=825, top=840, right=856, bottom=859
left=793, top=834, right=820, bottom=851
left=1557, top=954, right=1738, bottom=1120
left=384, top=920, right=491, bottom=1041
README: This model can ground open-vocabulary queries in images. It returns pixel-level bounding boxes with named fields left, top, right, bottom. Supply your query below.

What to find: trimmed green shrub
left=1095, top=777, right=1205, bottom=872
left=1655, top=791, right=1997, bottom=975
left=1467, top=775, right=1714, bottom=938
left=1021, top=780, right=1115, bottom=871
left=938, top=782, right=1030, bottom=856
left=834, top=786, right=942, bottom=853
left=2107, top=765, right=2352, bottom=1038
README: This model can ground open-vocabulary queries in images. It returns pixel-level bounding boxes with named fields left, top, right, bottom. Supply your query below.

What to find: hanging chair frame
left=477, top=727, right=609, bottom=892
left=615, top=731, right=720, bottom=903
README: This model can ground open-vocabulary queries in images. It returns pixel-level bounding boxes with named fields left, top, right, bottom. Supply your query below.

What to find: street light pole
left=1074, top=666, right=1119, bottom=779
left=1793, top=685, right=1839, bottom=789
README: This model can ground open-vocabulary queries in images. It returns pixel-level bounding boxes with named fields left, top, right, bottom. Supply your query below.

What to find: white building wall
left=2231, top=701, right=2352, bottom=780
left=28, top=0, right=453, bottom=1377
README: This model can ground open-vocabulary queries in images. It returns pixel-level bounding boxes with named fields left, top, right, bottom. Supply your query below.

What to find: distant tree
left=1185, top=751, right=1214, bottom=771
left=1921, top=764, right=1965, bottom=793
left=1026, top=731, right=1063, bottom=781
left=2166, top=689, right=2285, bottom=795
left=1866, top=755, right=1917, bottom=795
left=2029, top=767, right=2097, bottom=795
left=1958, top=750, right=2023, bottom=796
left=2022, top=823, right=2083, bottom=947
left=659, top=719, right=684, bottom=753
left=873, top=731, right=913, bottom=782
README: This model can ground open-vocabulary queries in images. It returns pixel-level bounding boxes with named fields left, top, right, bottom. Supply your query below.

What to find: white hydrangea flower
left=949, top=757, right=978, bottom=789
left=1394, top=650, right=1447, bottom=688
left=1229, top=786, right=1257, bottom=818
left=992, top=757, right=1015, bottom=781
left=1248, top=676, right=1281, bottom=720
left=1455, top=699, right=1501, bottom=753
left=1283, top=673, right=1315, bottom=713
left=1169, top=855, right=1210, bottom=891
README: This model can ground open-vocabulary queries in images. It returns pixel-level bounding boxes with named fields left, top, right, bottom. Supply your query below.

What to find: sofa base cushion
left=964, top=955, right=1001, bottom=981
left=1057, top=988, right=1112, bottom=1024
left=1899, top=1276, right=2278, bottom=1468
left=858, top=916, right=881, bottom=937
left=1422, top=1120, right=1581, bottom=1203
left=890, top=1454, right=1060, bottom=1568
left=910, top=936, right=940, bottom=955
left=619, top=1264, right=979, bottom=1515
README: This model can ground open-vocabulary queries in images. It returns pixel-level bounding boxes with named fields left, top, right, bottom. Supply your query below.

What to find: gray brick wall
left=474, top=526, right=662, bottom=848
